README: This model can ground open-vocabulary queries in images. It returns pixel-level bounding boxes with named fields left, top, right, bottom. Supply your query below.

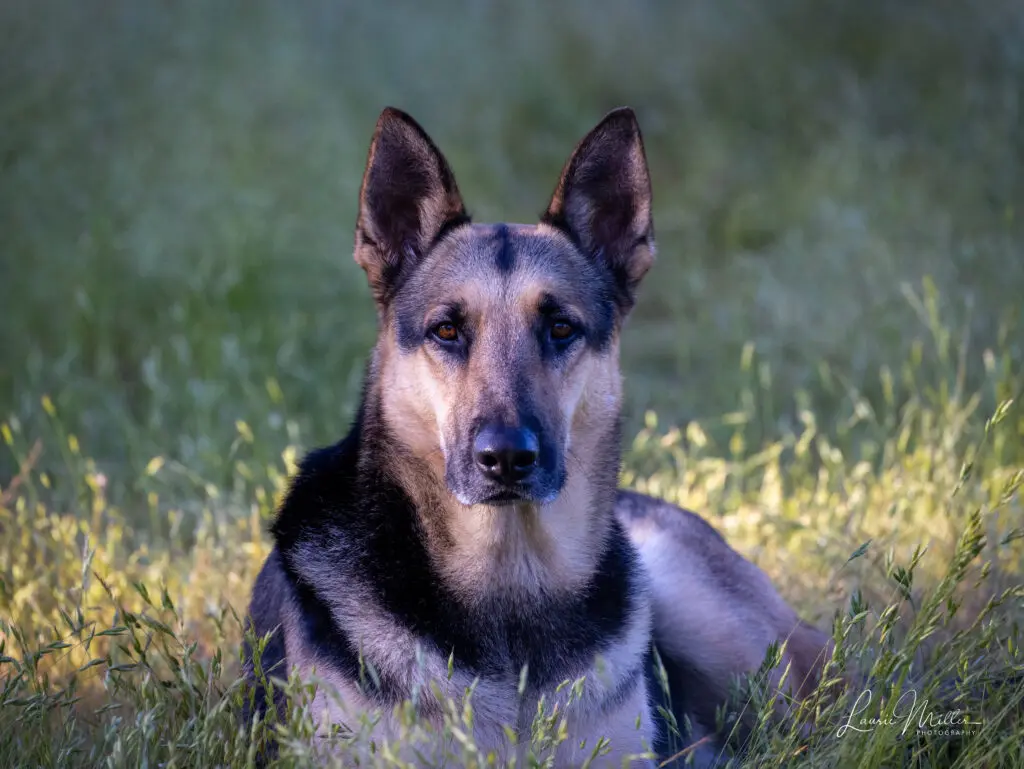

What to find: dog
left=243, top=106, right=835, bottom=767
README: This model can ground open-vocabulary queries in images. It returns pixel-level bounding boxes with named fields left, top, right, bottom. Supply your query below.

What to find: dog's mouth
left=448, top=460, right=566, bottom=508
left=481, top=489, right=528, bottom=505
left=475, top=484, right=562, bottom=507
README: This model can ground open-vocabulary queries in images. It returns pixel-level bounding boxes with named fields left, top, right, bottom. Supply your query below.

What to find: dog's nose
left=473, top=424, right=539, bottom=484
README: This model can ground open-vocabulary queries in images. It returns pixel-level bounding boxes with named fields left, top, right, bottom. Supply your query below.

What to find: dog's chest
left=300, top=634, right=655, bottom=767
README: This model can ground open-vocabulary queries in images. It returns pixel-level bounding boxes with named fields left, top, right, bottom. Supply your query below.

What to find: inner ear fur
left=542, top=107, right=655, bottom=312
left=354, top=108, right=469, bottom=305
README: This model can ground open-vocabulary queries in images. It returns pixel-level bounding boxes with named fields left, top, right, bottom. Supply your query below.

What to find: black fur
left=493, top=222, right=516, bottom=273
left=241, top=550, right=290, bottom=762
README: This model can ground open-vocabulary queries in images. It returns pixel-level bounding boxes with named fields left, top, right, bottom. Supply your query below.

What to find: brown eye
left=434, top=322, right=459, bottom=342
left=550, top=320, right=576, bottom=342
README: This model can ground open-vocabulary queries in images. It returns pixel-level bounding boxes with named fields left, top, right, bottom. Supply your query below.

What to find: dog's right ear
left=354, top=108, right=469, bottom=305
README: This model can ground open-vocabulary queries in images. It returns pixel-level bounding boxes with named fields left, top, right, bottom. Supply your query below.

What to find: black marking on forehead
left=494, top=223, right=515, bottom=274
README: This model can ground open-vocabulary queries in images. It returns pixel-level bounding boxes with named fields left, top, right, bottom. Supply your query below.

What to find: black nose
left=473, top=424, right=540, bottom=484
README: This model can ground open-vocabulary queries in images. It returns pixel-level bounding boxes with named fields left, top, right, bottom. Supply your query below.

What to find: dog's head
left=355, top=108, right=654, bottom=508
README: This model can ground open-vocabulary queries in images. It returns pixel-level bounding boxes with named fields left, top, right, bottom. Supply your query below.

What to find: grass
left=2, top=0, right=1024, bottom=766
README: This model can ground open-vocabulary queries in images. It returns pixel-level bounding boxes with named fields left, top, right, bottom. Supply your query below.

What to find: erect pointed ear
left=354, top=108, right=469, bottom=305
left=541, top=107, right=655, bottom=313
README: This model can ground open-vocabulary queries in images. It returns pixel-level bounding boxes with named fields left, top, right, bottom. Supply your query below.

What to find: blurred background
left=2, top=0, right=1023, bottom=501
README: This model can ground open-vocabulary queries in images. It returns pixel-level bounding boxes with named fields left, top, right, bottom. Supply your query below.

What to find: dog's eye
left=432, top=322, right=459, bottom=343
left=549, top=320, right=577, bottom=343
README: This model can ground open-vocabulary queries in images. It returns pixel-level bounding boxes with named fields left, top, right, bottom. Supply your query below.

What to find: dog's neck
left=358, top=385, right=620, bottom=604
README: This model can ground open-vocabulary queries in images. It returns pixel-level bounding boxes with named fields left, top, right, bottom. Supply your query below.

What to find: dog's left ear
left=542, top=107, right=655, bottom=313
left=355, top=108, right=469, bottom=306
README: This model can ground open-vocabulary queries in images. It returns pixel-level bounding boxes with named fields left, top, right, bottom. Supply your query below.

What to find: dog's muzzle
left=473, top=423, right=540, bottom=486
left=446, top=417, right=564, bottom=506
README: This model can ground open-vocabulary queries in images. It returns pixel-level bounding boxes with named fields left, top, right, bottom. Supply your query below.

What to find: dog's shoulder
left=614, top=488, right=728, bottom=547
left=247, top=547, right=289, bottom=639
left=246, top=436, right=353, bottom=674
left=270, top=434, right=360, bottom=546
left=614, top=488, right=761, bottom=611
left=242, top=547, right=291, bottom=745
left=614, top=487, right=800, bottom=621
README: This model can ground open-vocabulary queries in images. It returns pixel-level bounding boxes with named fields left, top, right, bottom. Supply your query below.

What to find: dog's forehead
left=392, top=222, right=618, bottom=350
left=447, top=222, right=574, bottom=272
left=412, top=222, right=605, bottom=307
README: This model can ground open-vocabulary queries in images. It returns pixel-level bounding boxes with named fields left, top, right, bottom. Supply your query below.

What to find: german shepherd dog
left=245, top=107, right=835, bottom=767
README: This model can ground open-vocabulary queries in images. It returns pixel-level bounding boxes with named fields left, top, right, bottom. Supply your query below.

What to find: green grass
left=2, top=0, right=1024, bottom=766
